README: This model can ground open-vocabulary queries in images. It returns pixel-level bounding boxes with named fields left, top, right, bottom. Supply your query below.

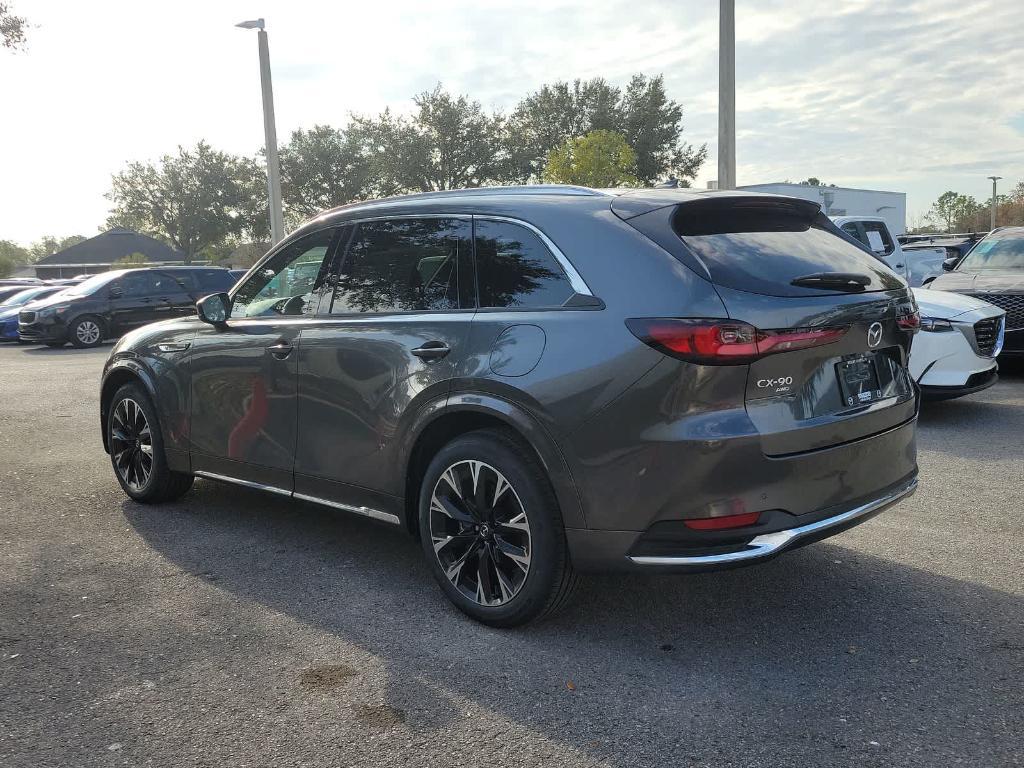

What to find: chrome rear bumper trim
left=629, top=477, right=918, bottom=567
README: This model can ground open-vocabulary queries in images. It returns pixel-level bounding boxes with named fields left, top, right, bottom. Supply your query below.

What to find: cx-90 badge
left=867, top=322, right=883, bottom=348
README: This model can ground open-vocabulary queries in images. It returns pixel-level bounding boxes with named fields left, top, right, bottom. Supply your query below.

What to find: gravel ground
left=1, top=343, right=1022, bottom=767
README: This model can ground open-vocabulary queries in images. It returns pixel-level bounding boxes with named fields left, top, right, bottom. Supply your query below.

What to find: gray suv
left=100, top=186, right=920, bottom=626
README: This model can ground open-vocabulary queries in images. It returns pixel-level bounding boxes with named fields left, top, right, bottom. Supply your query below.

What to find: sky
left=2, top=0, right=1022, bottom=244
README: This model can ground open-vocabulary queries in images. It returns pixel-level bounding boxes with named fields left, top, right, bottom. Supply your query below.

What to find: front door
left=294, top=217, right=474, bottom=516
left=189, top=229, right=338, bottom=491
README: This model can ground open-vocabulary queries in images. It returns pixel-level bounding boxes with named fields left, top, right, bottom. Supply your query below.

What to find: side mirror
left=942, top=257, right=959, bottom=272
left=196, top=292, right=230, bottom=325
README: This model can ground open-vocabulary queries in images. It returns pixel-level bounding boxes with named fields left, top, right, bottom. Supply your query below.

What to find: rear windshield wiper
left=790, top=272, right=872, bottom=292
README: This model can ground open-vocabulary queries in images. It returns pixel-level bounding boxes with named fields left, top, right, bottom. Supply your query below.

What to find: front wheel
left=69, top=316, right=104, bottom=348
left=419, top=429, right=578, bottom=627
left=108, top=383, right=194, bottom=503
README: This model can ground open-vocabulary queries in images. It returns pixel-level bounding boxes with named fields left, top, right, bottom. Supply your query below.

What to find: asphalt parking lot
left=1, top=343, right=1022, bottom=768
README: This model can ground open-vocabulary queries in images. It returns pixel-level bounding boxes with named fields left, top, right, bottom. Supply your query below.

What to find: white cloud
left=0, top=0, right=1020, bottom=243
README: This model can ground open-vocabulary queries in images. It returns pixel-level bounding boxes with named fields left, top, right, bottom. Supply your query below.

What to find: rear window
left=673, top=198, right=903, bottom=297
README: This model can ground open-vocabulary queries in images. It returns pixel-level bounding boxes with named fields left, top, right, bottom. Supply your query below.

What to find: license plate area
left=836, top=354, right=884, bottom=407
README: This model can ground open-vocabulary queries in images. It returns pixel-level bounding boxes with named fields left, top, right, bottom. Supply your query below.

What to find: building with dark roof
left=34, top=228, right=193, bottom=279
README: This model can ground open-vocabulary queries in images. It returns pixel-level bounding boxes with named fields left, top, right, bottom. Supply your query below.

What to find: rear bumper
left=567, top=474, right=917, bottom=572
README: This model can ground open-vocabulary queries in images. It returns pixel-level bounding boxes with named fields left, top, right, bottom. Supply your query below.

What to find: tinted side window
left=232, top=228, right=337, bottom=318
left=119, top=271, right=163, bottom=297
left=157, top=271, right=195, bottom=292
left=474, top=220, right=574, bottom=308
left=196, top=270, right=233, bottom=291
left=330, top=218, right=468, bottom=314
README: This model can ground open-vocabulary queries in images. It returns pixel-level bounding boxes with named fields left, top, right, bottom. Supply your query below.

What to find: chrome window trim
left=475, top=214, right=594, bottom=297
left=194, top=470, right=400, bottom=525
left=629, top=477, right=917, bottom=567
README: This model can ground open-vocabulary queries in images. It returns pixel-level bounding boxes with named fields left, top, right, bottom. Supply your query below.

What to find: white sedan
left=910, top=288, right=1005, bottom=400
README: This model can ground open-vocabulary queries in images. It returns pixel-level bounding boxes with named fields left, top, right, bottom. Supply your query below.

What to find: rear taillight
left=626, top=318, right=847, bottom=365
left=897, top=310, right=920, bottom=330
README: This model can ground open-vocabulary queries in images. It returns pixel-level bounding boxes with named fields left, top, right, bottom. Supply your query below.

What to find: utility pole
left=237, top=18, right=286, bottom=245
left=718, top=0, right=736, bottom=190
left=987, top=175, right=1002, bottom=232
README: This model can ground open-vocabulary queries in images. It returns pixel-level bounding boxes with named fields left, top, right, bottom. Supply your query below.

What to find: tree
left=543, top=130, right=639, bottom=187
left=279, top=125, right=376, bottom=221
left=28, top=235, right=87, bottom=263
left=106, top=142, right=268, bottom=261
left=0, top=239, right=29, bottom=277
left=506, top=74, right=706, bottom=185
left=1, top=2, right=27, bottom=50
left=928, top=191, right=982, bottom=232
left=350, top=85, right=506, bottom=193
left=115, top=252, right=149, bottom=266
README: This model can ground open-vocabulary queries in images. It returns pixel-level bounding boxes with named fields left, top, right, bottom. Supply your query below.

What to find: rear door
left=293, top=216, right=473, bottom=516
left=650, top=197, right=918, bottom=455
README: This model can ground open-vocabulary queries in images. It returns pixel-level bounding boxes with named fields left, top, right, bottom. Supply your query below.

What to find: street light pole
left=718, top=0, right=736, bottom=190
left=987, top=175, right=1002, bottom=232
left=237, top=18, right=285, bottom=245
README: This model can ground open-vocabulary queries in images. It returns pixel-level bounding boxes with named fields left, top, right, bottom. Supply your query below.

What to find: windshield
left=958, top=232, right=1024, bottom=270
left=60, top=271, right=121, bottom=297
left=1, top=286, right=62, bottom=307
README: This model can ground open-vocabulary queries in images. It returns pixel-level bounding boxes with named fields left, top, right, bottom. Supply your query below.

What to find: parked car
left=832, top=216, right=946, bottom=286
left=900, top=232, right=986, bottom=277
left=927, top=227, right=1024, bottom=358
left=0, top=285, right=34, bottom=303
left=0, top=285, right=69, bottom=340
left=100, top=186, right=920, bottom=626
left=228, top=269, right=249, bottom=283
left=19, top=266, right=236, bottom=348
left=909, top=288, right=1004, bottom=399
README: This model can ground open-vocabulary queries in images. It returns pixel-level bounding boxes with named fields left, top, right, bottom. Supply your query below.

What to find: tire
left=107, top=383, right=194, bottom=503
left=418, top=429, right=578, bottom=627
left=69, top=315, right=104, bottom=348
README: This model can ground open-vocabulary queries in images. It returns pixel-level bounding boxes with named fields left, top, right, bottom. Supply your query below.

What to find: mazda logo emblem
left=867, top=322, right=883, bottom=348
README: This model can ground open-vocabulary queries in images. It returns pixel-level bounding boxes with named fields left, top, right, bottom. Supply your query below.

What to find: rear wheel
left=418, top=429, right=577, bottom=627
left=108, top=383, right=194, bottom=503
left=69, top=316, right=103, bottom=348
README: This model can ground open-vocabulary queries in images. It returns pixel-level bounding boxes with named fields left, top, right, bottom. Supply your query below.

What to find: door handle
left=411, top=341, right=451, bottom=360
left=268, top=342, right=293, bottom=360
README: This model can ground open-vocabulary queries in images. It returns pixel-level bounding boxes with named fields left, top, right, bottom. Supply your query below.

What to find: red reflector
left=683, top=511, right=762, bottom=530
left=626, top=318, right=847, bottom=365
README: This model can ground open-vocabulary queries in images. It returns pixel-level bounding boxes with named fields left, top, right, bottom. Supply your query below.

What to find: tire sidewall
left=108, top=383, right=167, bottom=501
left=418, top=430, right=566, bottom=626
left=69, top=315, right=104, bottom=348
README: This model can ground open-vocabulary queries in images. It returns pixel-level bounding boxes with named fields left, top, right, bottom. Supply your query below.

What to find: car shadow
left=120, top=480, right=1024, bottom=764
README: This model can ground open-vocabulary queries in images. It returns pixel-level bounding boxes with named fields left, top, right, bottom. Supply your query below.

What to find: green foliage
left=279, top=125, right=376, bottom=221
left=505, top=74, right=706, bottom=185
left=106, top=141, right=268, bottom=262
left=28, top=234, right=87, bottom=263
left=1, top=2, right=27, bottom=50
left=929, top=191, right=981, bottom=232
left=114, top=252, right=149, bottom=266
left=349, top=85, right=506, bottom=193
left=0, top=239, right=29, bottom=277
left=543, top=130, right=639, bottom=187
